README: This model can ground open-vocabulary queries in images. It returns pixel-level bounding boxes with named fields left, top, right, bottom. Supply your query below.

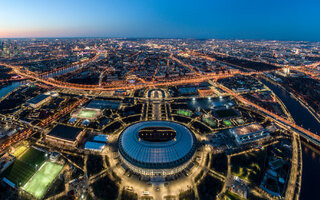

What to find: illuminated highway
left=0, top=61, right=247, bottom=90
left=1, top=53, right=320, bottom=147
left=39, top=51, right=101, bottom=78
left=170, top=54, right=201, bottom=75
left=218, top=85, right=320, bottom=146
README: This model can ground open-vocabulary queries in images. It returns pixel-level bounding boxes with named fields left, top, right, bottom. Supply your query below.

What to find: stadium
left=118, top=121, right=197, bottom=176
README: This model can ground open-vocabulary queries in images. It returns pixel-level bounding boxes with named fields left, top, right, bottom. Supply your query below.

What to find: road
left=1, top=54, right=320, bottom=147
left=218, top=84, right=320, bottom=146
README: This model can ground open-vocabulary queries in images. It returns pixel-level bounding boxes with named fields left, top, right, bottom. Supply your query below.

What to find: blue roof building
left=85, top=141, right=105, bottom=151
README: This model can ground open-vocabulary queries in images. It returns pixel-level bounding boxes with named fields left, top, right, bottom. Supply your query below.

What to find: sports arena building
left=118, top=121, right=197, bottom=176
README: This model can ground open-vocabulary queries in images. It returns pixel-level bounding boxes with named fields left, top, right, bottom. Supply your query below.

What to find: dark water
left=262, top=79, right=320, bottom=200
left=0, top=66, right=81, bottom=98
left=0, top=81, right=25, bottom=99
left=0, top=75, right=319, bottom=199
left=41, top=64, right=81, bottom=78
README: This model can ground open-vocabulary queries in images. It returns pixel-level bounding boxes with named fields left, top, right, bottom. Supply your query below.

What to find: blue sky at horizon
left=0, top=0, right=320, bottom=41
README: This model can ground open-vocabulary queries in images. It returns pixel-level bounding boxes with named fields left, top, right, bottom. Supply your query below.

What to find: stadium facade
left=118, top=121, right=197, bottom=176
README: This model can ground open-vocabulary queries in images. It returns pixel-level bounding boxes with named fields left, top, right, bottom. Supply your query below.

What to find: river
left=0, top=81, right=25, bottom=99
left=0, top=73, right=319, bottom=199
left=262, top=79, right=320, bottom=200
left=0, top=64, right=82, bottom=99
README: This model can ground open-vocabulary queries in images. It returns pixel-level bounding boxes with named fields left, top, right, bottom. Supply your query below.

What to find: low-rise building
left=46, top=125, right=85, bottom=148
left=230, top=123, right=269, bottom=144
left=27, top=94, right=51, bottom=108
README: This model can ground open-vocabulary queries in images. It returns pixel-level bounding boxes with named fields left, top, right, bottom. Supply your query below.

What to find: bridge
left=1, top=53, right=320, bottom=147
left=218, top=85, right=320, bottom=146
left=0, top=61, right=250, bottom=91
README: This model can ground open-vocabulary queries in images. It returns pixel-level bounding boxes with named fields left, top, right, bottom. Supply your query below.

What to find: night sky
left=1, top=0, right=319, bottom=41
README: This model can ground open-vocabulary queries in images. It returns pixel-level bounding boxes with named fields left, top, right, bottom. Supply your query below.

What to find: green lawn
left=77, top=109, right=98, bottom=119
left=203, top=118, right=217, bottom=127
left=225, top=191, right=246, bottom=200
left=236, top=118, right=245, bottom=124
left=231, top=150, right=267, bottom=185
left=223, top=120, right=232, bottom=126
left=24, top=162, right=63, bottom=199
left=177, top=109, right=192, bottom=117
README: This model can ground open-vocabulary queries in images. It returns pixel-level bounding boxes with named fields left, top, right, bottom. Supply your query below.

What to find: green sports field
left=203, top=118, right=217, bottom=127
left=24, top=162, right=63, bottom=199
left=4, top=147, right=46, bottom=187
left=223, top=120, right=232, bottom=126
left=11, top=145, right=28, bottom=157
left=77, top=109, right=98, bottom=119
left=20, top=147, right=46, bottom=166
left=4, top=159, right=36, bottom=186
left=236, top=118, right=245, bottom=124
left=177, top=109, right=192, bottom=117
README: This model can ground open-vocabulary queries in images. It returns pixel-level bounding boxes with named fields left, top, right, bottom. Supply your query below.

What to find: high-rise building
left=0, top=41, right=3, bottom=57
left=13, top=41, right=18, bottom=56
left=0, top=41, right=3, bottom=51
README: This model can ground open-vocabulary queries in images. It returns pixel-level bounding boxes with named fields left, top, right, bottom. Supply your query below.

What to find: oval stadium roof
left=118, top=121, right=197, bottom=169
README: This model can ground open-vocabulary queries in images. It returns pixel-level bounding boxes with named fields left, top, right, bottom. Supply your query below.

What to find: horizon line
left=0, top=36, right=319, bottom=42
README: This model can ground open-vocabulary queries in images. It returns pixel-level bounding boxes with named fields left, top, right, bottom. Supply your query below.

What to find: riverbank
left=262, top=76, right=320, bottom=124
left=261, top=78, right=320, bottom=200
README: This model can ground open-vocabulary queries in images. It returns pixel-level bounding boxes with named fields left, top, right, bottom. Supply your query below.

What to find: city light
left=0, top=4, right=319, bottom=198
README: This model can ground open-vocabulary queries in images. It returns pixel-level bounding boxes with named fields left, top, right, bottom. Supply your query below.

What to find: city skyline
left=1, top=1, right=320, bottom=199
left=1, top=37, right=319, bottom=200
left=1, top=0, right=320, bottom=41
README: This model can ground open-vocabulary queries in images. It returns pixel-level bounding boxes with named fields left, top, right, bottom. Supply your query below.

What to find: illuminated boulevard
left=1, top=54, right=320, bottom=148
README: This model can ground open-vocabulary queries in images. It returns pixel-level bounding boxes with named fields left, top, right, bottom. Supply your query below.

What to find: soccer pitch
left=77, top=109, right=98, bottom=119
left=24, top=162, right=63, bottom=199
left=4, top=147, right=46, bottom=187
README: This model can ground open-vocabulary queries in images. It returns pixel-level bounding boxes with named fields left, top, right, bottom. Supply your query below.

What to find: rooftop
left=86, top=100, right=120, bottom=110
left=233, top=123, right=264, bottom=136
left=27, top=94, right=50, bottom=105
left=118, top=121, right=197, bottom=169
left=93, top=135, right=108, bottom=143
left=85, top=141, right=105, bottom=151
left=47, top=124, right=83, bottom=141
